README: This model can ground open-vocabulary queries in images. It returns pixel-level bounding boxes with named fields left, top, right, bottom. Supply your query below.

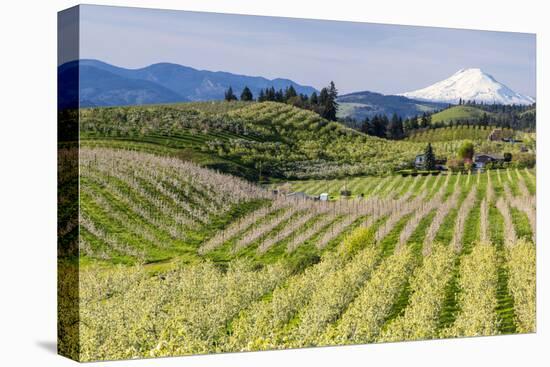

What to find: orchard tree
left=458, top=140, right=475, bottom=162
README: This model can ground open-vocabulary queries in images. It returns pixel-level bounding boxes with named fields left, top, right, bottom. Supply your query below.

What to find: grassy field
left=405, top=125, right=513, bottom=143
left=431, top=105, right=492, bottom=123
left=59, top=145, right=536, bottom=360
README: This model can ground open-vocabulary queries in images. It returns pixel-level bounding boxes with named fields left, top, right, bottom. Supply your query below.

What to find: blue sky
left=77, top=4, right=536, bottom=97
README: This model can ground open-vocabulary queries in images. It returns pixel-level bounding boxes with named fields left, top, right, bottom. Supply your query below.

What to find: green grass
left=381, top=211, right=437, bottom=327
left=437, top=258, right=461, bottom=331
left=406, top=125, right=513, bottom=143
left=489, top=205, right=518, bottom=334
left=431, top=106, right=493, bottom=124
left=510, top=208, right=534, bottom=241
left=280, top=174, right=427, bottom=199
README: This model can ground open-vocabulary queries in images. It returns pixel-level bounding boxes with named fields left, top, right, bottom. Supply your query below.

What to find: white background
left=0, top=0, right=547, bottom=365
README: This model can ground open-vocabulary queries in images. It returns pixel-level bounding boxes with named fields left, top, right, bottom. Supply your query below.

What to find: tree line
left=458, top=98, right=535, bottom=113
left=359, top=112, right=434, bottom=140
left=224, top=82, right=339, bottom=121
left=358, top=104, right=535, bottom=139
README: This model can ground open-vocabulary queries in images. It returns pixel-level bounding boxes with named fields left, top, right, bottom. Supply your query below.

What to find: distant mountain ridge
left=336, top=90, right=448, bottom=121
left=400, top=68, right=535, bottom=105
left=58, top=59, right=318, bottom=108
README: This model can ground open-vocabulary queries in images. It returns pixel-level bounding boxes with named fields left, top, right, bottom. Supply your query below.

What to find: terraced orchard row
left=77, top=148, right=270, bottom=263
left=59, top=148, right=536, bottom=361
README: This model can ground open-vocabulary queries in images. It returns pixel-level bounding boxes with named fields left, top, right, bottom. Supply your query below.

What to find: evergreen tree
left=369, top=116, right=378, bottom=136
left=424, top=143, right=436, bottom=170
left=258, top=89, right=266, bottom=102
left=240, top=86, right=253, bottom=101
left=316, top=83, right=339, bottom=121
left=224, top=86, right=237, bottom=101
left=318, top=88, right=328, bottom=117
left=388, top=113, right=404, bottom=139
left=381, top=115, right=389, bottom=132
left=319, top=87, right=329, bottom=106
left=410, top=115, right=419, bottom=130
left=284, top=85, right=297, bottom=100
left=370, top=115, right=387, bottom=138
left=309, top=91, right=318, bottom=105
left=275, top=89, right=284, bottom=102
left=267, top=87, right=276, bottom=101
left=480, top=112, right=489, bottom=126
left=403, top=118, right=411, bottom=132
left=324, top=81, right=339, bottom=121
left=420, top=113, right=429, bottom=128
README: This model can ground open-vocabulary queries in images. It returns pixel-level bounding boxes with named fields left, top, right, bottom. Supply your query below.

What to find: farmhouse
left=415, top=154, right=447, bottom=170
left=414, top=154, right=425, bottom=169
left=474, top=153, right=504, bottom=169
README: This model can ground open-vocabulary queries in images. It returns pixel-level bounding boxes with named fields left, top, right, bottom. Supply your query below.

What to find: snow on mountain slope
left=399, top=68, right=535, bottom=105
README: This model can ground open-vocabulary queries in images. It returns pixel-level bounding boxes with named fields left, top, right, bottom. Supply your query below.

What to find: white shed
left=319, top=193, right=329, bottom=201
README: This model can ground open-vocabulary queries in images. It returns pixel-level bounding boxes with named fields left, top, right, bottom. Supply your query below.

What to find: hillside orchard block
left=58, top=4, right=536, bottom=363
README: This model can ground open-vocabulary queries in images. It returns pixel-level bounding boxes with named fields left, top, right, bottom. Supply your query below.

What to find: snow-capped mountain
left=399, top=68, right=535, bottom=105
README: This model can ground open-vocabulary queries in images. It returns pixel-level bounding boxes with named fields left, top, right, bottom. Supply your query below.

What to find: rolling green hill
left=405, top=125, right=514, bottom=143
left=336, top=90, right=446, bottom=121
left=519, top=107, right=536, bottom=117
left=431, top=106, right=492, bottom=124
left=78, top=101, right=531, bottom=180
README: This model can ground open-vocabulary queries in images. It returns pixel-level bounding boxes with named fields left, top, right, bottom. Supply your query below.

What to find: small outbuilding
left=414, top=154, right=425, bottom=169
left=414, top=154, right=446, bottom=170
left=319, top=193, right=329, bottom=201
left=474, top=153, right=504, bottom=169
